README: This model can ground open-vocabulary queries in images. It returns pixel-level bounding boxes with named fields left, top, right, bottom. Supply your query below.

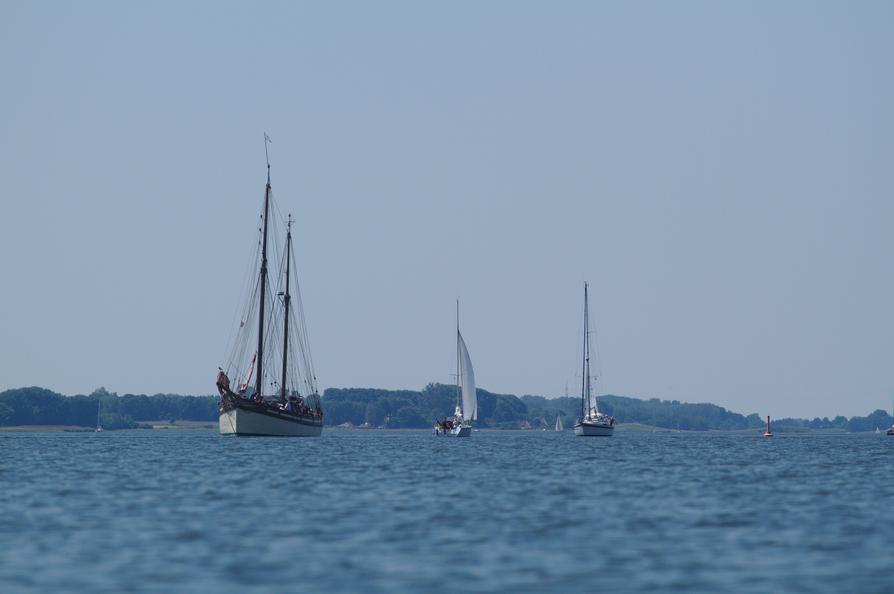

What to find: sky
left=1, top=1, right=892, bottom=418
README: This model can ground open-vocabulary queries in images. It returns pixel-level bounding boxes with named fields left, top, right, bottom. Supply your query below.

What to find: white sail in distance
left=457, top=330, right=477, bottom=421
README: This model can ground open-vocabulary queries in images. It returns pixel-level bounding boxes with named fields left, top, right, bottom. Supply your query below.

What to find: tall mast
left=280, top=216, right=293, bottom=402
left=456, top=299, right=461, bottom=413
left=256, top=133, right=272, bottom=398
left=581, top=282, right=590, bottom=418
left=586, top=282, right=593, bottom=415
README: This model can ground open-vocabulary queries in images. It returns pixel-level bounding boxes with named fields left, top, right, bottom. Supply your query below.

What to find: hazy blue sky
left=2, top=1, right=892, bottom=418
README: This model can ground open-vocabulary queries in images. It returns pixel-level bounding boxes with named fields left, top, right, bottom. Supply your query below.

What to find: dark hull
left=573, top=421, right=614, bottom=437
left=219, top=391, right=322, bottom=436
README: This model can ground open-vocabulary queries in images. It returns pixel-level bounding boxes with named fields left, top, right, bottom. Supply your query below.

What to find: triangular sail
left=458, top=330, right=477, bottom=421
left=555, top=414, right=563, bottom=431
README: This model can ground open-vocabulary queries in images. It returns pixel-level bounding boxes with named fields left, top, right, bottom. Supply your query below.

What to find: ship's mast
left=456, top=299, right=462, bottom=413
left=280, top=216, right=293, bottom=402
left=256, top=133, right=272, bottom=399
left=581, top=282, right=590, bottom=419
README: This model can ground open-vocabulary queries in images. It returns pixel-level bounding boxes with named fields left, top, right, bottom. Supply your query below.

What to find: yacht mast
left=581, top=282, right=591, bottom=418
left=256, top=133, right=272, bottom=398
left=280, top=216, right=293, bottom=402
left=456, top=299, right=462, bottom=413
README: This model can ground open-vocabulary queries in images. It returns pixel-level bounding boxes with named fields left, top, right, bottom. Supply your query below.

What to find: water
left=1, top=430, right=892, bottom=593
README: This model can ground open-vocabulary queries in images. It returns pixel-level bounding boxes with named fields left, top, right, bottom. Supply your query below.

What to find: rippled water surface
left=1, top=430, right=892, bottom=593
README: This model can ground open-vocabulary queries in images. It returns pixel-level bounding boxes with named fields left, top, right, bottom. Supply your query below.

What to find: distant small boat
left=876, top=427, right=881, bottom=434
left=434, top=301, right=476, bottom=437
left=763, top=415, right=773, bottom=438
left=887, top=399, right=894, bottom=436
left=573, top=282, right=615, bottom=437
left=555, top=414, right=564, bottom=431
left=95, top=399, right=103, bottom=433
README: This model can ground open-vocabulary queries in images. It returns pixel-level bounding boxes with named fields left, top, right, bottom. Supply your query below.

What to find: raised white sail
left=434, top=302, right=475, bottom=437
left=458, top=330, right=477, bottom=421
left=555, top=414, right=564, bottom=431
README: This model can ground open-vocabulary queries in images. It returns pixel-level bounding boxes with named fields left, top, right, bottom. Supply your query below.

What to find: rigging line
left=270, top=192, right=289, bottom=233
left=289, top=335, right=309, bottom=394
left=591, top=324, right=605, bottom=397
left=223, top=218, right=264, bottom=367
left=226, top=268, right=261, bottom=374
left=294, top=301, right=314, bottom=384
left=292, top=272, right=317, bottom=386
left=295, top=326, right=316, bottom=396
left=231, top=266, right=259, bottom=348
left=225, top=213, right=264, bottom=374
left=289, top=309, right=311, bottom=380
left=296, top=325, right=316, bottom=395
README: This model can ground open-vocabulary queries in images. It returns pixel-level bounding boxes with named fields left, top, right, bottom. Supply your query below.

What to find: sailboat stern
left=573, top=420, right=614, bottom=437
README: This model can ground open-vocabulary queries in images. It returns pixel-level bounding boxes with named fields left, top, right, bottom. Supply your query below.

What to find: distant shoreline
left=0, top=420, right=217, bottom=432
left=3, top=386, right=891, bottom=433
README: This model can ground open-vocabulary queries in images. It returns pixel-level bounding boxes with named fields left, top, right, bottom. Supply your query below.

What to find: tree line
left=0, top=387, right=218, bottom=429
left=1, top=384, right=891, bottom=432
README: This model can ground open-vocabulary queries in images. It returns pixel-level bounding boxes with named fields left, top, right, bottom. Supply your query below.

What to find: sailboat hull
left=433, top=424, right=471, bottom=437
left=574, top=422, right=614, bottom=437
left=219, top=407, right=323, bottom=437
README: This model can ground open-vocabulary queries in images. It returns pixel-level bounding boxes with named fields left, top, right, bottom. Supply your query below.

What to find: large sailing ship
left=216, top=136, right=323, bottom=437
left=573, top=282, right=615, bottom=437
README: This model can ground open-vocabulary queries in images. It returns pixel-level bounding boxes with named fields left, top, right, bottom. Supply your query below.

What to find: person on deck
left=216, top=367, right=230, bottom=394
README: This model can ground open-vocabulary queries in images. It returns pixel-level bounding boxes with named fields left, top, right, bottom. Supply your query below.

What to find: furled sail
left=458, top=330, right=477, bottom=421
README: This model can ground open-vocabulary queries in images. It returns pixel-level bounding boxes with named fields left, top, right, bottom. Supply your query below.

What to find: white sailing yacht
left=573, top=282, right=615, bottom=437
left=434, top=302, right=477, bottom=437
left=555, top=414, right=564, bottom=431
left=95, top=399, right=103, bottom=433
left=887, top=399, right=894, bottom=436
left=217, top=135, right=323, bottom=437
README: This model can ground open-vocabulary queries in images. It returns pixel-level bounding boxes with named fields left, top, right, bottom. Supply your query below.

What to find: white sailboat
left=573, top=282, right=615, bottom=437
left=434, top=302, right=477, bottom=437
left=887, top=399, right=894, bottom=436
left=95, top=399, right=103, bottom=433
left=217, top=135, right=323, bottom=437
left=555, top=414, right=564, bottom=431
